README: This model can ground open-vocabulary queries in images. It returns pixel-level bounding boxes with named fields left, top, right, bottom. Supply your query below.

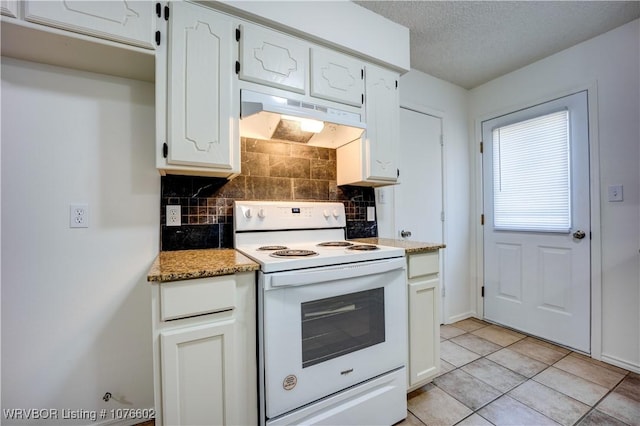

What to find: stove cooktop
left=236, top=240, right=403, bottom=273
left=233, top=201, right=404, bottom=272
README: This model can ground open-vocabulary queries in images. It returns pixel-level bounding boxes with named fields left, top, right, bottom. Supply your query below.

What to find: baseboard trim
left=601, top=353, right=640, bottom=374
left=446, top=311, right=476, bottom=324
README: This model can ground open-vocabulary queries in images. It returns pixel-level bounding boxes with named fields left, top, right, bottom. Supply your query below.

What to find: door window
left=492, top=110, right=571, bottom=232
left=301, top=288, right=385, bottom=368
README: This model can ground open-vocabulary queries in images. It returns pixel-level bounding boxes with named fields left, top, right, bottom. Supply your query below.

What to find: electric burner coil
left=270, top=249, right=319, bottom=258
left=317, top=241, right=354, bottom=247
left=347, top=244, right=380, bottom=251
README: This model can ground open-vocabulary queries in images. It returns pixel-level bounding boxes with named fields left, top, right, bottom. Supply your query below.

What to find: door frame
left=472, top=82, right=603, bottom=358
left=397, top=101, right=447, bottom=324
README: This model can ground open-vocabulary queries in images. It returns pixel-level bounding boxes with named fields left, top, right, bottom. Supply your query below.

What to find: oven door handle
left=267, top=257, right=406, bottom=288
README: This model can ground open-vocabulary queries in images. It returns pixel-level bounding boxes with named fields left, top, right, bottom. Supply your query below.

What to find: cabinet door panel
left=24, top=1, right=155, bottom=48
left=167, top=3, right=239, bottom=170
left=161, top=321, right=235, bottom=425
left=310, top=48, right=363, bottom=107
left=239, top=23, right=307, bottom=94
left=1, top=0, right=17, bottom=17
left=408, top=277, right=439, bottom=387
left=364, top=65, right=399, bottom=181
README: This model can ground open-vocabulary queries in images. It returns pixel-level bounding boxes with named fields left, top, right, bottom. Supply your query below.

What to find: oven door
left=259, top=257, right=407, bottom=419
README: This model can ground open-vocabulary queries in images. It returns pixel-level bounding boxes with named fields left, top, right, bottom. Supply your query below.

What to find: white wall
left=469, top=19, right=640, bottom=371
left=377, top=70, right=472, bottom=323
left=1, top=58, right=159, bottom=424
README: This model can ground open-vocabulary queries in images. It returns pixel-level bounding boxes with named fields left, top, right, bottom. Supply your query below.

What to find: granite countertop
left=351, top=237, right=446, bottom=254
left=147, top=249, right=259, bottom=283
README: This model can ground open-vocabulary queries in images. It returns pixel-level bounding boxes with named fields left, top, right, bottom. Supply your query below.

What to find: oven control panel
left=234, top=201, right=346, bottom=231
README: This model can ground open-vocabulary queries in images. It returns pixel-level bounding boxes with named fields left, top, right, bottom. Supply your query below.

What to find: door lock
left=573, top=230, right=586, bottom=240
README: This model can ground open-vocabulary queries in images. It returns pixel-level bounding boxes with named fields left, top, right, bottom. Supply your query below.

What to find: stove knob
left=244, top=208, right=252, bottom=218
left=258, top=208, right=266, bottom=218
left=323, top=209, right=330, bottom=218
left=332, top=209, right=340, bottom=218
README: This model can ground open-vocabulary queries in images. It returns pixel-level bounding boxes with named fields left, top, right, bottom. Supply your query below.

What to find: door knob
left=573, top=230, right=586, bottom=240
left=400, top=230, right=412, bottom=238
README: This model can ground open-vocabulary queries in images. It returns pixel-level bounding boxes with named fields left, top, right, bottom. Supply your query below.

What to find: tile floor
left=401, top=318, right=639, bottom=426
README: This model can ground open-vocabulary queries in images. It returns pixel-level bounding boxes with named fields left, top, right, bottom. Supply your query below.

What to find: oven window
left=301, top=288, right=385, bottom=368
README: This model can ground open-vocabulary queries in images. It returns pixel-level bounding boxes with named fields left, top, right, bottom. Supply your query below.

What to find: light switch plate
left=608, top=184, right=623, bottom=202
left=367, top=206, right=376, bottom=222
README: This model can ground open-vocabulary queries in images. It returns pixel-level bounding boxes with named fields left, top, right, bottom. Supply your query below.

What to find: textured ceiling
left=354, top=1, right=640, bottom=89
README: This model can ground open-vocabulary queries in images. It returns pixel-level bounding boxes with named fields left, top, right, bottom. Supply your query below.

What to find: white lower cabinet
left=407, top=251, right=440, bottom=391
left=0, top=0, right=17, bottom=17
left=152, top=272, right=257, bottom=426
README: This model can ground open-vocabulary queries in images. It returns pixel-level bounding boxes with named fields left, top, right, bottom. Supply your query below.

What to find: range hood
left=240, top=90, right=365, bottom=148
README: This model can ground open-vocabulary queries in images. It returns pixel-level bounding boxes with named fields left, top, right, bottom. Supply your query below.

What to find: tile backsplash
left=160, top=138, right=377, bottom=251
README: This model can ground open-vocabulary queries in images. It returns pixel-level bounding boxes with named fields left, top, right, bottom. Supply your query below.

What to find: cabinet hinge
left=397, top=168, right=400, bottom=178
left=155, top=3, right=161, bottom=18
left=361, top=93, right=364, bottom=104
left=235, top=61, right=241, bottom=74
left=162, top=142, right=168, bottom=158
left=395, top=80, right=398, bottom=89
left=164, top=5, right=169, bottom=21
left=480, top=141, right=484, bottom=153
left=155, top=31, right=161, bottom=46
left=442, top=286, right=446, bottom=297
left=481, top=214, right=485, bottom=225
left=481, top=286, right=485, bottom=298
left=236, top=28, right=241, bottom=41
left=361, top=68, right=364, bottom=79
left=441, top=211, right=445, bottom=222
left=440, top=134, right=444, bottom=146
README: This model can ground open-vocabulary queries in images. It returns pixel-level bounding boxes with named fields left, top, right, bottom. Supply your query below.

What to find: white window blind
left=492, top=110, right=571, bottom=232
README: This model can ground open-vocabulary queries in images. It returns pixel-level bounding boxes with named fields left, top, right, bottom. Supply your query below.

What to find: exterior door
left=482, top=91, right=590, bottom=352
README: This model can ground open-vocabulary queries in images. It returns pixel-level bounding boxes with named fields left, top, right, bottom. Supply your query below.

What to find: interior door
left=394, top=108, right=444, bottom=322
left=395, top=108, right=443, bottom=244
left=482, top=91, right=590, bottom=352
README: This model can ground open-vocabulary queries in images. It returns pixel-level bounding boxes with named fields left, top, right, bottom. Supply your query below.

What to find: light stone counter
left=147, top=249, right=259, bottom=283
left=351, top=237, right=445, bottom=254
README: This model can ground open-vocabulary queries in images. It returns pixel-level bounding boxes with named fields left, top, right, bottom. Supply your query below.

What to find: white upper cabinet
left=160, top=2, right=240, bottom=176
left=310, top=47, right=364, bottom=107
left=23, top=0, right=156, bottom=49
left=336, top=64, right=399, bottom=186
left=364, top=64, right=399, bottom=182
left=238, top=22, right=307, bottom=94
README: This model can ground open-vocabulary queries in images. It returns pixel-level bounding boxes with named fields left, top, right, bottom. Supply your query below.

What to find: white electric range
left=234, top=201, right=408, bottom=426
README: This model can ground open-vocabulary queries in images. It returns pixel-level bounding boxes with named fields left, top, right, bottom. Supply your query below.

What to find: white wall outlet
left=608, top=184, right=623, bottom=202
left=69, top=204, right=89, bottom=228
left=166, top=205, right=181, bottom=226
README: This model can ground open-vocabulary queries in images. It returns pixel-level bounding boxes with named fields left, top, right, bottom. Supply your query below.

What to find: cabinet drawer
left=160, top=276, right=235, bottom=321
left=407, top=252, right=439, bottom=279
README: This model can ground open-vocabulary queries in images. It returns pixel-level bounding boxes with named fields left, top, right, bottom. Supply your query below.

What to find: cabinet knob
left=400, top=230, right=412, bottom=238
